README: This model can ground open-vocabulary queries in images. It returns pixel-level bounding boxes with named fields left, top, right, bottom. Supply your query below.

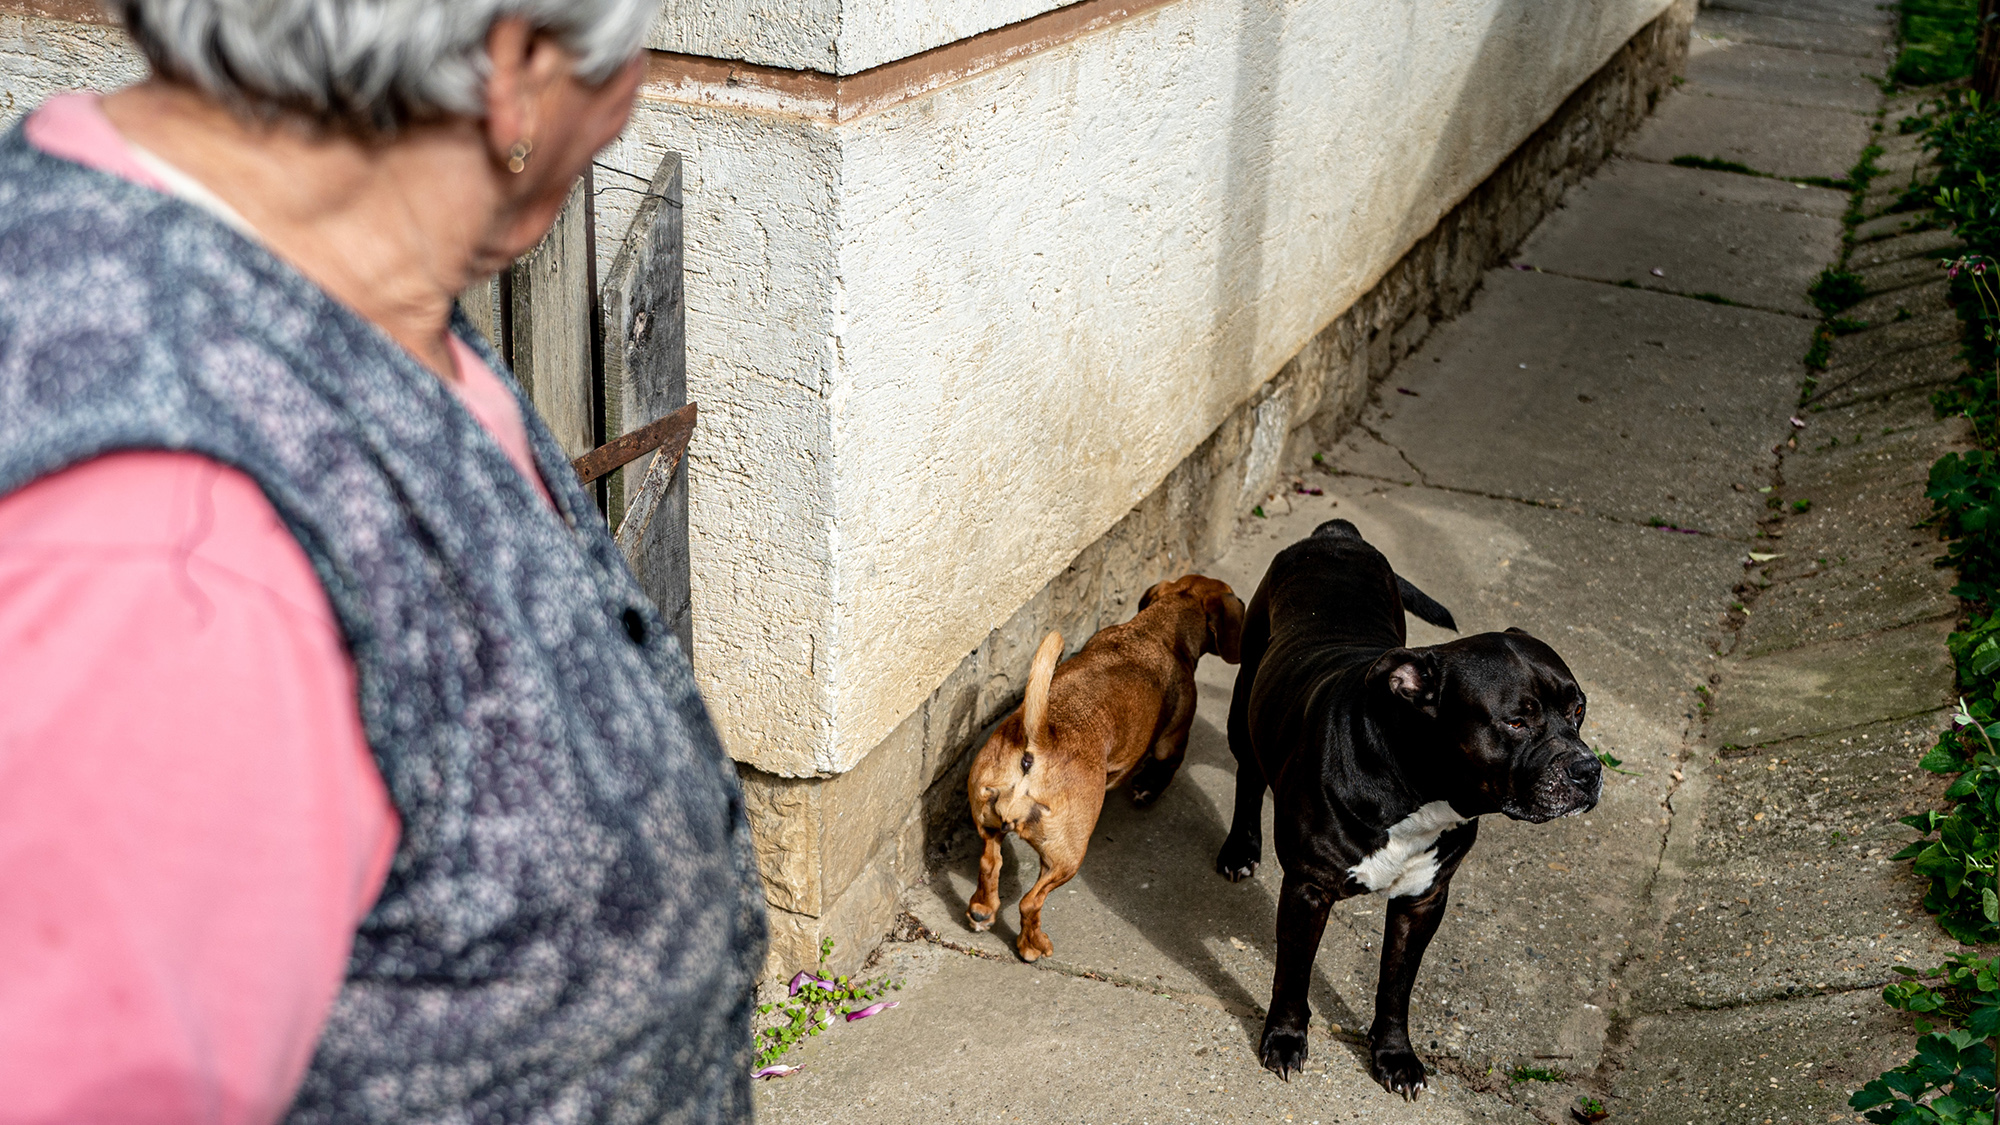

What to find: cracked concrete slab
left=1848, top=227, right=1961, bottom=269
left=1630, top=713, right=1953, bottom=1014
left=1706, top=617, right=1957, bottom=749
left=1694, top=9, right=1892, bottom=56
left=1606, top=988, right=1919, bottom=1125
left=1622, top=87, right=1873, bottom=180
left=1809, top=339, right=1963, bottom=410
left=1842, top=275, right=1953, bottom=327
left=1684, top=41, right=1886, bottom=112
left=1361, top=270, right=1808, bottom=537
left=1852, top=209, right=1937, bottom=243
left=1706, top=0, right=1897, bottom=26
left=753, top=943, right=1541, bottom=1125
left=1736, top=551, right=1956, bottom=657
left=1515, top=159, right=1845, bottom=315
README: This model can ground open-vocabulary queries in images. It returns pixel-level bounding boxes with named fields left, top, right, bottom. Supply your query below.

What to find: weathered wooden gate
left=458, top=155, right=693, bottom=656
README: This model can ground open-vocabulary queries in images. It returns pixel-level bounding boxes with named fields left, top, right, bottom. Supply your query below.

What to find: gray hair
left=105, top=0, right=658, bottom=136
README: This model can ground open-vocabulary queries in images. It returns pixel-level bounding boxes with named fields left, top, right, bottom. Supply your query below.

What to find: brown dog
left=965, top=574, right=1246, bottom=961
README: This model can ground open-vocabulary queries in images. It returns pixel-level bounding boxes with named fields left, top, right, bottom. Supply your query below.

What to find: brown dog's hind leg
left=1013, top=858, right=1078, bottom=962
left=1014, top=797, right=1094, bottom=962
left=967, top=829, right=1006, bottom=932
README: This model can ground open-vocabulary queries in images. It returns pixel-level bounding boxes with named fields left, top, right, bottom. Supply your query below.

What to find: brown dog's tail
left=1019, top=631, right=1063, bottom=772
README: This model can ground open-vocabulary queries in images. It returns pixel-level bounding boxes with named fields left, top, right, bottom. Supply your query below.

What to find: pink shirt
left=0, top=94, right=552, bottom=1123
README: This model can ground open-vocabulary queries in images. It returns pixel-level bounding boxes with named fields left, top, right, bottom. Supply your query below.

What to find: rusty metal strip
left=571, top=401, right=697, bottom=486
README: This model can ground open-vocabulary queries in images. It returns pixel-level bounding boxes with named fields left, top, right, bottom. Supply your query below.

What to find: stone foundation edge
left=739, top=0, right=1696, bottom=982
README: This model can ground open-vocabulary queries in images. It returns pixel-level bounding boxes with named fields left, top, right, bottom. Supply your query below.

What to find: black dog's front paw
left=1129, top=759, right=1175, bottom=808
left=1369, top=1041, right=1428, bottom=1100
left=1214, top=835, right=1260, bottom=881
left=1259, top=1024, right=1309, bottom=1080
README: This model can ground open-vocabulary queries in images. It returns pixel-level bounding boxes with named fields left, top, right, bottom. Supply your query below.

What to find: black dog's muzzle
left=1506, top=740, right=1602, bottom=822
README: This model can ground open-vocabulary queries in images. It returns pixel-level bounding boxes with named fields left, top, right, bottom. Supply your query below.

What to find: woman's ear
left=481, top=17, right=539, bottom=171
left=1368, top=648, right=1441, bottom=717
left=1210, top=592, right=1247, bottom=664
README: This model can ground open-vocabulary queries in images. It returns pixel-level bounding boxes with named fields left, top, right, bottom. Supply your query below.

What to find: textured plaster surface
left=606, top=0, right=1678, bottom=775
left=0, top=12, right=143, bottom=125
left=646, top=0, right=1076, bottom=75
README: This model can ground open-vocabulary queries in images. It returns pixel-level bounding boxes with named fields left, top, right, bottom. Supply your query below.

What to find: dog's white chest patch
left=1348, top=801, right=1471, bottom=899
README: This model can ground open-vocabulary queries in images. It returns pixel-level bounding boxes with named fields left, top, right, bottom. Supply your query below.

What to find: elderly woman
left=0, top=1, right=763, bottom=1121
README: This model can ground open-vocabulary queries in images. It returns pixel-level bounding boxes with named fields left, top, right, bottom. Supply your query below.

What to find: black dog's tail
left=1396, top=575, right=1458, bottom=632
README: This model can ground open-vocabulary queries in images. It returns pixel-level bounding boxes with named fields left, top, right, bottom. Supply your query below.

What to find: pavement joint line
left=1691, top=39, right=1890, bottom=62
left=1675, top=87, right=1886, bottom=118
left=1803, top=338, right=1966, bottom=406
left=1353, top=422, right=1435, bottom=487
left=1704, top=1, right=1895, bottom=33
left=1708, top=704, right=1958, bottom=755
left=1806, top=378, right=1959, bottom=414
left=903, top=930, right=1271, bottom=1020
left=1650, top=979, right=1907, bottom=1016
left=1513, top=265, right=1821, bottom=319
left=1328, top=463, right=1778, bottom=544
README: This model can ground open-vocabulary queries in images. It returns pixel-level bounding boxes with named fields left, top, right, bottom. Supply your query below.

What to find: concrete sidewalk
left=755, top=3, right=1958, bottom=1122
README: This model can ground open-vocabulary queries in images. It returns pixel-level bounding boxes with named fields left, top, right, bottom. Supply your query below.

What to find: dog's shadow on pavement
left=1070, top=716, right=1373, bottom=1070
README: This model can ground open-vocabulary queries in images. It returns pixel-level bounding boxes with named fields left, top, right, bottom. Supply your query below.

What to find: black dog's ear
left=1209, top=591, right=1247, bottom=664
left=1370, top=648, right=1440, bottom=717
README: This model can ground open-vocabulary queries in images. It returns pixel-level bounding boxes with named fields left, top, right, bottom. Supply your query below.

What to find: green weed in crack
left=754, top=938, right=900, bottom=1069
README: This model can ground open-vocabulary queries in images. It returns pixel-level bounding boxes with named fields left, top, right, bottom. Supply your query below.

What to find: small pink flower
left=846, top=1001, right=899, bottom=1022
left=1951, top=265, right=1961, bottom=278
left=787, top=971, right=836, bottom=996
left=752, top=1064, right=802, bottom=1079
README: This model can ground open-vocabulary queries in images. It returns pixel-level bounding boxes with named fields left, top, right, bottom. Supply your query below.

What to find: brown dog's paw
left=966, top=905, right=995, bottom=932
left=1016, top=931, right=1053, bottom=962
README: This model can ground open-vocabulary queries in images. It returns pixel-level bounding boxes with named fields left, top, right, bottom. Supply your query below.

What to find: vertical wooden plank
left=508, top=178, right=595, bottom=460
left=455, top=274, right=503, bottom=352
left=600, top=153, right=690, bottom=655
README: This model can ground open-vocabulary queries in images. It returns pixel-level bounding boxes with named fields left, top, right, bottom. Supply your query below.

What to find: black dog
left=1219, top=519, right=1600, bottom=1095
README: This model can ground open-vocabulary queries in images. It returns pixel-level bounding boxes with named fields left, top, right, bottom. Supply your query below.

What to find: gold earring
left=506, top=139, right=533, bottom=174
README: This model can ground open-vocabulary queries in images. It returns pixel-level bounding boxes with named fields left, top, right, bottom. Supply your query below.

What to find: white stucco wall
left=605, top=0, right=1674, bottom=776
left=648, top=0, right=1076, bottom=74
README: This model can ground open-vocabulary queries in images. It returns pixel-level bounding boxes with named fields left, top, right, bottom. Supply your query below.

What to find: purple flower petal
left=1650, top=267, right=1665, bottom=277
left=752, top=1064, right=802, bottom=1079
left=1788, top=416, right=1806, bottom=429
left=846, top=1001, right=900, bottom=1022
left=788, top=970, right=812, bottom=996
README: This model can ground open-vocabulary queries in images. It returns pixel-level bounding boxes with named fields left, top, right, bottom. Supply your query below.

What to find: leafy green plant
left=754, top=939, right=900, bottom=1068
left=1928, top=452, right=2000, bottom=602
left=1899, top=701, right=2000, bottom=944
left=1509, top=1065, right=1565, bottom=1084
left=1852, top=952, right=1997, bottom=1124
left=1595, top=747, right=1640, bottom=776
